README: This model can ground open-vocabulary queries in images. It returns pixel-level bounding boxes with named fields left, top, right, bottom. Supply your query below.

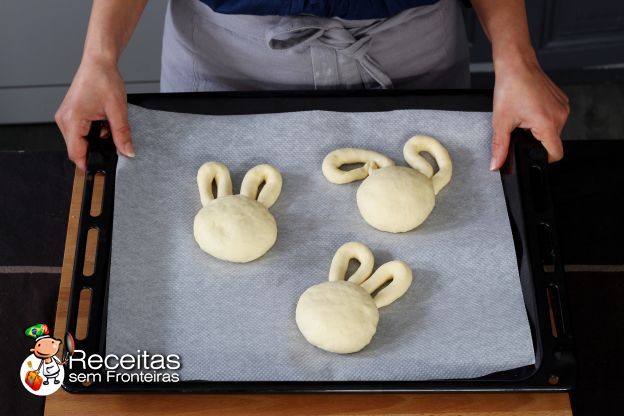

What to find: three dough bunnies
left=194, top=136, right=450, bottom=353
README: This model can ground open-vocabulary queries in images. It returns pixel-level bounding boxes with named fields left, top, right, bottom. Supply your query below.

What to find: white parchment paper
left=105, top=104, right=535, bottom=381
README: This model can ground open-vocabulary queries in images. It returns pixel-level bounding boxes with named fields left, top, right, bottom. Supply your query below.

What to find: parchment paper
left=105, top=104, right=535, bottom=381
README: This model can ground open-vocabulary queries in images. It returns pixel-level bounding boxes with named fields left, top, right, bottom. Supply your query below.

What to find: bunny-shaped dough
left=296, top=242, right=412, bottom=354
left=322, top=135, right=452, bottom=233
left=193, top=162, right=282, bottom=263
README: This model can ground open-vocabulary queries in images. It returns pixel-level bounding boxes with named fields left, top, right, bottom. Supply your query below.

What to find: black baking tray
left=62, top=90, right=575, bottom=393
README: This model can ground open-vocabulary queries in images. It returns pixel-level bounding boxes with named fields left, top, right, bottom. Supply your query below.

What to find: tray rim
left=61, top=89, right=575, bottom=394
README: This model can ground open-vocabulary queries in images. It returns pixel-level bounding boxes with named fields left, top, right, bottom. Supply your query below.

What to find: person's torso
left=42, top=359, right=59, bottom=374
left=199, top=0, right=440, bottom=19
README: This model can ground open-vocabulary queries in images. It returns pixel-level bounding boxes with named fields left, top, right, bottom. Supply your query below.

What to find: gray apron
left=161, top=0, right=470, bottom=91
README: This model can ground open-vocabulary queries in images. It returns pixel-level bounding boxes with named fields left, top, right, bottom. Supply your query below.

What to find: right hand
left=55, top=60, right=134, bottom=171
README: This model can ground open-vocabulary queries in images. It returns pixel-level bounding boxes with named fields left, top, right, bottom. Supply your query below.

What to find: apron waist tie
left=266, top=18, right=393, bottom=89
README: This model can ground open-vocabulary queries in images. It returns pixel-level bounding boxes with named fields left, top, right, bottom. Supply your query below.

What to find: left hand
left=490, top=55, right=570, bottom=170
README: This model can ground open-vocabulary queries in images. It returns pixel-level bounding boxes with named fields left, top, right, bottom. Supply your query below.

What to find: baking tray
left=62, top=90, right=575, bottom=393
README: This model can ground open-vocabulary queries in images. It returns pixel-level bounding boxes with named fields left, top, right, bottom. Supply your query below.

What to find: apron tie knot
left=266, top=18, right=393, bottom=89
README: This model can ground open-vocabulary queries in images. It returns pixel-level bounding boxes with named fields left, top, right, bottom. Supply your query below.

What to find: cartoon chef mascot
left=25, top=324, right=67, bottom=385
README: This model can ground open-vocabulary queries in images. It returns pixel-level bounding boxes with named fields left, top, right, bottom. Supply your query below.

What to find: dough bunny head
left=193, top=162, right=282, bottom=263
left=322, top=135, right=452, bottom=233
left=296, top=242, right=412, bottom=354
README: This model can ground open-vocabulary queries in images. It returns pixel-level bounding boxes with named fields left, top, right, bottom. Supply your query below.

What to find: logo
left=19, top=323, right=181, bottom=392
left=20, top=324, right=72, bottom=396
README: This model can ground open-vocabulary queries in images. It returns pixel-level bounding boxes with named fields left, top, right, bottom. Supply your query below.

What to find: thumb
left=106, top=100, right=135, bottom=157
left=490, top=115, right=515, bottom=171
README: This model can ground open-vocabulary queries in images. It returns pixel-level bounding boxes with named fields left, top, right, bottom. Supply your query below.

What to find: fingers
left=99, top=122, right=111, bottom=139
left=491, top=59, right=569, bottom=168
left=105, top=100, right=135, bottom=157
left=527, top=99, right=568, bottom=164
left=490, top=114, right=515, bottom=171
left=55, top=111, right=90, bottom=171
left=532, top=127, right=564, bottom=163
left=55, top=62, right=133, bottom=170
left=67, top=129, right=90, bottom=172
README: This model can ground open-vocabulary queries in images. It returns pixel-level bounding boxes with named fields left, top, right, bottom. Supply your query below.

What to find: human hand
left=55, top=59, right=134, bottom=171
left=490, top=54, right=570, bottom=170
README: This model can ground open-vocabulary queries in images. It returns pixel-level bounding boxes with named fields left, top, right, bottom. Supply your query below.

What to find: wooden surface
left=46, top=168, right=573, bottom=416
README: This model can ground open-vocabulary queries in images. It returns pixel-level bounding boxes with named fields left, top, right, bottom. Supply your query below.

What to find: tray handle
left=510, top=131, right=575, bottom=387
left=64, top=121, right=118, bottom=389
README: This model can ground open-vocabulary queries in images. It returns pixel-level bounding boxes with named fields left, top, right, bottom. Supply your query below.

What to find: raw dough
left=194, top=195, right=277, bottom=263
left=193, top=162, right=282, bottom=263
left=328, top=240, right=374, bottom=284
left=322, top=148, right=395, bottom=184
left=296, top=281, right=379, bottom=354
left=322, top=135, right=452, bottom=233
left=356, top=166, right=435, bottom=232
left=296, top=242, right=413, bottom=354
left=403, top=135, right=452, bottom=195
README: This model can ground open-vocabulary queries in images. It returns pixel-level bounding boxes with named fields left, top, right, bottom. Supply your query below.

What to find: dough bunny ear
left=403, top=135, right=452, bottom=195
left=360, top=260, right=413, bottom=308
left=240, top=164, right=283, bottom=209
left=322, top=148, right=395, bottom=184
left=328, top=242, right=375, bottom=285
left=197, top=162, right=233, bottom=207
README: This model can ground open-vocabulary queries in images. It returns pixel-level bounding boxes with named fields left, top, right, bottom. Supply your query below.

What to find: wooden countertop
left=46, top=168, right=572, bottom=416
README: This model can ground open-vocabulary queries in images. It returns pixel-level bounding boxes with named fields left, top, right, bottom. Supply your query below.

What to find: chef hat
left=25, top=324, right=51, bottom=341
